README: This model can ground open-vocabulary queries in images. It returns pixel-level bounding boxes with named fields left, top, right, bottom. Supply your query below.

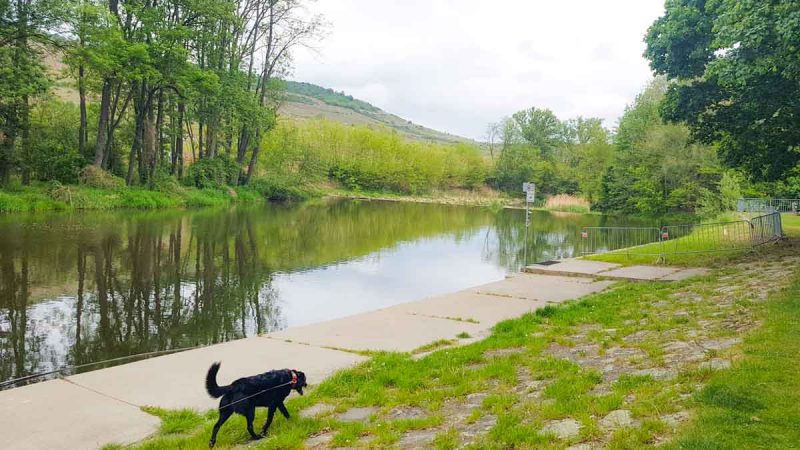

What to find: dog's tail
left=205, top=362, right=230, bottom=398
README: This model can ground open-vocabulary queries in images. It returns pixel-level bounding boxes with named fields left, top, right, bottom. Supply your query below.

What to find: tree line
left=489, top=0, right=800, bottom=216
left=0, top=0, right=321, bottom=187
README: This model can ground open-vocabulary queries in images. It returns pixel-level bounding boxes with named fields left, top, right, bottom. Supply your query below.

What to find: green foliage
left=596, top=80, right=723, bottom=216
left=0, top=189, right=65, bottom=213
left=248, top=176, right=319, bottom=202
left=22, top=99, right=85, bottom=184
left=490, top=109, right=612, bottom=202
left=0, top=183, right=257, bottom=212
left=645, top=0, right=800, bottom=181
left=184, top=156, right=240, bottom=189
left=260, top=119, right=488, bottom=194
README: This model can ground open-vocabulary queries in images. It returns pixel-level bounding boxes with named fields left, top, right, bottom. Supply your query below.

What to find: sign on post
left=522, top=182, right=535, bottom=266
left=523, top=182, right=535, bottom=204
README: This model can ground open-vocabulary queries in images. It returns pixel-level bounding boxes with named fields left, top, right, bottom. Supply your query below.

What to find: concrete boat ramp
left=0, top=259, right=707, bottom=449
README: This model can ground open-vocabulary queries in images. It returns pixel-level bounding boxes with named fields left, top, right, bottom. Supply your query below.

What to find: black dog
left=205, top=362, right=307, bottom=448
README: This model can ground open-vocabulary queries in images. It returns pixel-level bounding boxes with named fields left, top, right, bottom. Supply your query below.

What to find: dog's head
left=291, top=370, right=307, bottom=395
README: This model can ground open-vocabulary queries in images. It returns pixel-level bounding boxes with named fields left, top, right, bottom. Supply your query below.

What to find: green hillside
left=278, top=81, right=472, bottom=145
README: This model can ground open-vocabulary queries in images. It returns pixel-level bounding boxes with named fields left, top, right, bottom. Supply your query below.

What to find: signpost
left=523, top=182, right=535, bottom=266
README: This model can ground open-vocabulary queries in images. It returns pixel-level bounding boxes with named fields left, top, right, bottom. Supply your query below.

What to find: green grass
left=781, top=213, right=800, bottom=238
left=127, top=241, right=800, bottom=449
left=0, top=184, right=268, bottom=213
left=585, top=239, right=752, bottom=267
left=585, top=213, right=763, bottom=267
left=665, top=270, right=800, bottom=449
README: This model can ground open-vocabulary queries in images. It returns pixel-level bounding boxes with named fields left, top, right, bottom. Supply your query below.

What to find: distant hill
left=43, top=46, right=471, bottom=146
left=279, top=81, right=472, bottom=145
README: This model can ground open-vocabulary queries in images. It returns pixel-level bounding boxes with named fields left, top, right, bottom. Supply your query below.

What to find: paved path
left=525, top=259, right=710, bottom=281
left=0, top=263, right=701, bottom=450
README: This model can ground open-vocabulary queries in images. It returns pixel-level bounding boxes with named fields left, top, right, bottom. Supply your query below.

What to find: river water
left=0, top=199, right=651, bottom=385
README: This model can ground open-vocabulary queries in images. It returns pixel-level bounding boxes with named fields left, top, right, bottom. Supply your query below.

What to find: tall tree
left=0, top=0, right=53, bottom=184
left=645, top=0, right=800, bottom=181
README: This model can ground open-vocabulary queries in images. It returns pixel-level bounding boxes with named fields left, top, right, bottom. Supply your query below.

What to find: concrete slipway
left=0, top=259, right=706, bottom=449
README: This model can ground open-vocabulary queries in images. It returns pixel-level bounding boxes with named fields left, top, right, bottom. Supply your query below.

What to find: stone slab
left=474, top=273, right=616, bottom=302
left=600, top=265, right=682, bottom=281
left=67, top=338, right=366, bottom=411
left=0, top=379, right=160, bottom=450
left=267, top=309, right=485, bottom=353
left=661, top=267, right=711, bottom=281
left=388, top=290, right=545, bottom=326
left=525, top=259, right=621, bottom=277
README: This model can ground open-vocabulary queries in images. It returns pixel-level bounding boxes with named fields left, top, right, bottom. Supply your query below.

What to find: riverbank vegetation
left=2, top=0, right=799, bottom=220
left=260, top=119, right=488, bottom=195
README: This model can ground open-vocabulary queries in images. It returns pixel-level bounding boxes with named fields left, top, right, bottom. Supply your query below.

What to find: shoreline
left=0, top=262, right=618, bottom=449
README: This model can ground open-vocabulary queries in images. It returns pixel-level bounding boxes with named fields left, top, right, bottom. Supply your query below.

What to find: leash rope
left=217, top=371, right=298, bottom=410
left=0, top=345, right=205, bottom=389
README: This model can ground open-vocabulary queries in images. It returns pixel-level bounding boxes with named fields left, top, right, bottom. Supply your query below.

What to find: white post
left=523, top=183, right=535, bottom=267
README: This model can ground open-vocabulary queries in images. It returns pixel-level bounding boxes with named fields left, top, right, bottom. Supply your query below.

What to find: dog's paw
left=208, top=440, right=216, bottom=448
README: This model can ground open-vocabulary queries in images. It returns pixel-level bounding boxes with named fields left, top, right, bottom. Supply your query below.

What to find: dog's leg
left=260, top=406, right=277, bottom=436
left=209, top=408, right=233, bottom=448
left=278, top=402, right=291, bottom=419
left=245, top=406, right=261, bottom=440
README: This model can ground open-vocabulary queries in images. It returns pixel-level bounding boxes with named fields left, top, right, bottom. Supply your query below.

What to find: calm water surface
left=0, top=200, right=651, bottom=385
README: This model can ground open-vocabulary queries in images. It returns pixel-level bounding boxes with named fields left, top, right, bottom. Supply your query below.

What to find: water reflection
left=0, top=200, right=651, bottom=385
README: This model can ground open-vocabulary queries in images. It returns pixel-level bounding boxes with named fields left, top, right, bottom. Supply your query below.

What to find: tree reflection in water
left=0, top=200, right=652, bottom=385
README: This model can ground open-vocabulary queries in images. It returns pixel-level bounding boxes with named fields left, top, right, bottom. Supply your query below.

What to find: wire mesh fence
left=579, top=212, right=784, bottom=260
left=738, top=198, right=800, bottom=213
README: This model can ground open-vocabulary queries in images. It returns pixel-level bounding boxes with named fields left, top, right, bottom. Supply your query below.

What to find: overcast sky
left=291, top=0, right=666, bottom=140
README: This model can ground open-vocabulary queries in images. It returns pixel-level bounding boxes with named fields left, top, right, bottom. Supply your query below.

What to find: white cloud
left=292, top=0, right=665, bottom=140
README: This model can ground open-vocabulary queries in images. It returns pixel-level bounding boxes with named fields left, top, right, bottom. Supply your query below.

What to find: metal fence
left=738, top=198, right=800, bottom=213
left=580, top=212, right=784, bottom=260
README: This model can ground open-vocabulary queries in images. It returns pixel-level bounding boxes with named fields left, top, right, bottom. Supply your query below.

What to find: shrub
left=184, top=156, right=240, bottom=189
left=24, top=99, right=85, bottom=184
left=79, top=166, right=125, bottom=189
left=26, top=144, right=84, bottom=184
left=248, top=176, right=318, bottom=201
left=151, top=170, right=183, bottom=193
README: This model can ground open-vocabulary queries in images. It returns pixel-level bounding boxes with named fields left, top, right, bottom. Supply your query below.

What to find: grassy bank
left=0, top=184, right=267, bottom=213
left=122, top=238, right=799, bottom=449
left=584, top=212, right=777, bottom=267
left=0, top=182, right=513, bottom=214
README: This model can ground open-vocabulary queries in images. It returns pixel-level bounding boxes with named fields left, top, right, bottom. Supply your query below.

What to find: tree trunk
left=79, top=64, right=88, bottom=156
left=175, top=102, right=185, bottom=177
left=156, top=91, right=164, bottom=168
left=127, top=84, right=146, bottom=185
left=144, top=103, right=157, bottom=186
left=94, top=81, right=113, bottom=166
left=244, top=131, right=261, bottom=185
left=20, top=94, right=30, bottom=185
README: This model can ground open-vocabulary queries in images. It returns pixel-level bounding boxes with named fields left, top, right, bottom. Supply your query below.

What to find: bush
left=150, top=170, right=183, bottom=193
left=248, top=176, right=319, bottom=201
left=184, top=156, right=240, bottom=189
left=26, top=144, right=84, bottom=184
left=79, top=166, right=125, bottom=189
left=23, top=99, right=85, bottom=184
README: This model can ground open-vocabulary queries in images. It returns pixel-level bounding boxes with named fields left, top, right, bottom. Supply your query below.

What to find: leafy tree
left=597, top=79, right=723, bottom=216
left=645, top=0, right=800, bottom=181
left=0, top=0, right=60, bottom=184
left=511, top=107, right=567, bottom=157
